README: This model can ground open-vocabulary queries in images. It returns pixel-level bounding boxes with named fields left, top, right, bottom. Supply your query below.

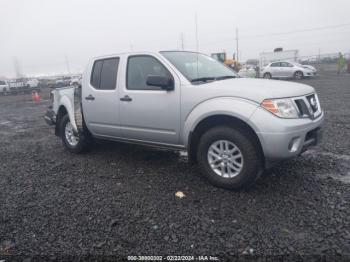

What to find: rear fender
left=59, top=95, right=78, bottom=132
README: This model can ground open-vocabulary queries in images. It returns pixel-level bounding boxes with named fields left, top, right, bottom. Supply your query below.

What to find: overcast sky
left=1, top=0, right=350, bottom=77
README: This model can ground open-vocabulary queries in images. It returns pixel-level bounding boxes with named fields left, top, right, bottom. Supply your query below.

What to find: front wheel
left=197, top=126, right=263, bottom=190
left=263, top=72, right=272, bottom=79
left=294, top=71, right=304, bottom=80
left=60, top=114, right=91, bottom=153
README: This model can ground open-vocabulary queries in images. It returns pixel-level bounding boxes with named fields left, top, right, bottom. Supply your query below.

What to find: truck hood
left=198, top=78, right=315, bottom=103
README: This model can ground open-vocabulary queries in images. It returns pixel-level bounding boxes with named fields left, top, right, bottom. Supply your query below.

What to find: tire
left=294, top=71, right=303, bottom=80
left=197, top=126, right=263, bottom=190
left=59, top=114, right=91, bottom=153
left=263, top=73, right=272, bottom=79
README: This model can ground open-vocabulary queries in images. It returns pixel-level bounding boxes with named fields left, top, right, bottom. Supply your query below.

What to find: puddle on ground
left=304, top=149, right=350, bottom=184
left=304, top=150, right=350, bottom=161
left=0, top=120, right=28, bottom=133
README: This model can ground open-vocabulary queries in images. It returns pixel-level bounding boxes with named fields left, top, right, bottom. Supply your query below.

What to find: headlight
left=261, top=98, right=299, bottom=118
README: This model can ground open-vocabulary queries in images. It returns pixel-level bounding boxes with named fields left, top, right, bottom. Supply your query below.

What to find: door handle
left=85, top=94, right=95, bottom=101
left=120, top=95, right=132, bottom=102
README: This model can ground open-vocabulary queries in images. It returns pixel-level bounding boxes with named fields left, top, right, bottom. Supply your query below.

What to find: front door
left=118, top=55, right=181, bottom=145
left=82, top=57, right=121, bottom=137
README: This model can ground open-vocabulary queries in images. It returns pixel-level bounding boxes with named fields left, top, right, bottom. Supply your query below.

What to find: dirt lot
left=0, top=73, right=350, bottom=261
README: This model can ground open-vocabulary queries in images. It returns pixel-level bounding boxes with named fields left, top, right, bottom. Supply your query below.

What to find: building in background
left=259, top=49, right=299, bottom=68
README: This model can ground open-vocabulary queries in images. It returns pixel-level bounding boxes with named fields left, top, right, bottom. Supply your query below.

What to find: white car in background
left=302, top=64, right=317, bottom=74
left=26, top=79, right=39, bottom=88
left=238, top=65, right=257, bottom=78
left=70, top=76, right=82, bottom=87
left=262, top=61, right=316, bottom=80
left=0, top=80, right=9, bottom=94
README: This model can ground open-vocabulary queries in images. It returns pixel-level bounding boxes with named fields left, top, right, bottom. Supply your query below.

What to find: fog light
left=288, top=137, right=301, bottom=152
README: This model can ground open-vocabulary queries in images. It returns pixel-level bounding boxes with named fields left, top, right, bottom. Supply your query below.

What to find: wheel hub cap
left=65, top=121, right=79, bottom=146
left=207, top=140, right=243, bottom=178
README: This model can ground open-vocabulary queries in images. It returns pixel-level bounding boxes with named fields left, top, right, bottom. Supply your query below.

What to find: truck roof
left=91, top=50, right=205, bottom=61
left=92, top=51, right=158, bottom=60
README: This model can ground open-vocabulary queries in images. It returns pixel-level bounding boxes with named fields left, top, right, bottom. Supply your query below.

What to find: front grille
left=306, top=94, right=319, bottom=113
left=293, top=93, right=321, bottom=119
left=294, top=99, right=310, bottom=117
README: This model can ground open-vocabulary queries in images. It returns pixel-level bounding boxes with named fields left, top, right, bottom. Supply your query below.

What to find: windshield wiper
left=190, top=77, right=216, bottom=83
left=215, top=75, right=237, bottom=80
left=191, top=76, right=237, bottom=83
left=190, top=75, right=237, bottom=84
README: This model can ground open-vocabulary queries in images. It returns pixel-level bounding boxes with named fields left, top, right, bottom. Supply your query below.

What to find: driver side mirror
left=146, top=75, right=174, bottom=91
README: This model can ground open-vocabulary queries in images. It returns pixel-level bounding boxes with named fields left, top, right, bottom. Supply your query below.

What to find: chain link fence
left=298, top=52, right=350, bottom=73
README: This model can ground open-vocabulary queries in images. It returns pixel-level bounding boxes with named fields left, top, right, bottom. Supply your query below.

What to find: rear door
left=82, top=57, right=121, bottom=137
left=269, top=62, right=282, bottom=77
left=280, top=62, right=294, bottom=78
left=118, top=54, right=181, bottom=145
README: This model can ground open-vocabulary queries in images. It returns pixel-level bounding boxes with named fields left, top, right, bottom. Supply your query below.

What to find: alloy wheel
left=65, top=121, right=79, bottom=147
left=207, top=140, right=243, bottom=178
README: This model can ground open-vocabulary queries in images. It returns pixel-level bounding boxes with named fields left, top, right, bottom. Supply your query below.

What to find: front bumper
left=304, top=71, right=316, bottom=77
left=250, top=107, right=324, bottom=168
left=44, top=107, right=56, bottom=126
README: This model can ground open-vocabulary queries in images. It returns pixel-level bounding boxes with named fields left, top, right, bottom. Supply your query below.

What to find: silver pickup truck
left=45, top=51, right=324, bottom=189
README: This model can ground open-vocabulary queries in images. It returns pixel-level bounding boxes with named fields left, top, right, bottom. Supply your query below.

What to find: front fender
left=59, top=95, right=78, bottom=132
left=182, top=97, right=260, bottom=146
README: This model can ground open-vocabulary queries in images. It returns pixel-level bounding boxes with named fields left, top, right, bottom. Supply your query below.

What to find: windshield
left=161, top=51, right=238, bottom=83
left=292, top=62, right=302, bottom=67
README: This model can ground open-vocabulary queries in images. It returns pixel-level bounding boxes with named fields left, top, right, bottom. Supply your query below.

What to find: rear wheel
left=197, top=126, right=263, bottom=190
left=60, top=114, right=91, bottom=153
left=294, top=71, right=303, bottom=80
left=263, top=72, right=272, bottom=79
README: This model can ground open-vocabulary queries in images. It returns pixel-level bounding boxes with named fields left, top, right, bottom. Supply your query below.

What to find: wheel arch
left=55, top=95, right=78, bottom=134
left=187, top=114, right=264, bottom=166
left=294, top=70, right=304, bottom=77
left=55, top=105, right=67, bottom=136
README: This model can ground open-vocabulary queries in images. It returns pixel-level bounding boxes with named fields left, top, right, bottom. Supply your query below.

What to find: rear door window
left=281, top=62, right=293, bottom=67
left=100, top=58, right=119, bottom=90
left=90, top=60, right=103, bottom=89
left=90, top=58, right=119, bottom=90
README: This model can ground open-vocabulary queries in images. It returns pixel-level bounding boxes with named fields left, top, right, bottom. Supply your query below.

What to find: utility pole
left=195, top=13, right=199, bottom=77
left=180, top=32, right=185, bottom=50
left=65, top=55, right=71, bottom=75
left=235, top=27, right=239, bottom=62
left=195, top=13, right=199, bottom=53
left=13, top=57, right=24, bottom=78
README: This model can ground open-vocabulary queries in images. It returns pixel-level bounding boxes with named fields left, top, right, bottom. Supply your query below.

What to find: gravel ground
left=0, top=74, right=350, bottom=261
